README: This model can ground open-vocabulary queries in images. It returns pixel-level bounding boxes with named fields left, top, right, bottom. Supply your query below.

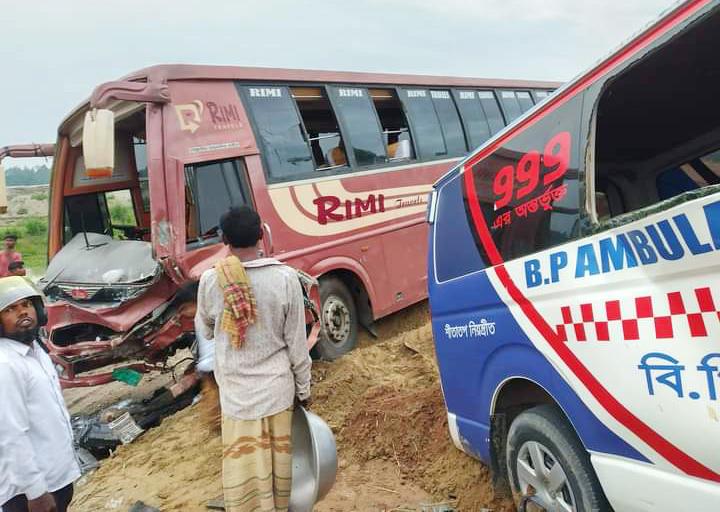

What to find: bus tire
left=505, top=405, right=610, bottom=512
left=315, top=277, right=358, bottom=361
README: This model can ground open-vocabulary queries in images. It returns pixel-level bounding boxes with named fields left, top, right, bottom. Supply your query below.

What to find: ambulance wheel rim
left=516, top=440, right=576, bottom=512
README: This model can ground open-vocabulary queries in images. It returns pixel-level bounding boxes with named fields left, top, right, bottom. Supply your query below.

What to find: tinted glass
left=516, top=91, right=535, bottom=113
left=453, top=90, right=492, bottom=149
left=478, top=91, right=505, bottom=134
left=133, top=137, right=150, bottom=212
left=400, top=89, right=446, bottom=159
left=464, top=94, right=583, bottom=263
left=499, top=91, right=523, bottom=122
left=239, top=85, right=314, bottom=181
left=430, top=90, right=467, bottom=156
left=434, top=175, right=485, bottom=281
left=328, top=86, right=386, bottom=167
left=185, top=159, right=251, bottom=242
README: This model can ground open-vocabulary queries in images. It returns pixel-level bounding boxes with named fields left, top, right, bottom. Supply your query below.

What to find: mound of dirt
left=71, top=304, right=510, bottom=511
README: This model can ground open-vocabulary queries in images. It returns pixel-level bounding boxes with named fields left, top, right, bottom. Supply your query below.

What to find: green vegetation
left=4, top=165, right=51, bottom=186
left=0, top=217, right=48, bottom=275
left=17, top=207, right=28, bottom=215
left=31, top=192, right=48, bottom=201
left=109, top=202, right=135, bottom=225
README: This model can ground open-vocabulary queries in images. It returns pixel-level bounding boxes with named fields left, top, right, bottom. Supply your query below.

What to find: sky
left=1, top=0, right=676, bottom=167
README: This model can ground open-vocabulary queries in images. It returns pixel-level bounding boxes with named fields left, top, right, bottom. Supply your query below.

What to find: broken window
left=594, top=8, right=720, bottom=220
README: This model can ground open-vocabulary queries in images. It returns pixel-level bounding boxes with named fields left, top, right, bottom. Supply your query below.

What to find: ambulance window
left=478, top=91, right=506, bottom=134
left=400, top=89, right=447, bottom=159
left=370, top=88, right=414, bottom=162
left=291, top=87, right=348, bottom=172
left=434, top=176, right=485, bottom=281
left=594, top=10, right=720, bottom=219
left=533, top=90, right=549, bottom=102
left=184, top=159, right=252, bottom=246
left=329, top=87, right=387, bottom=167
left=465, top=94, right=583, bottom=263
left=499, top=91, right=523, bottom=122
left=453, top=90, right=492, bottom=149
left=239, top=85, right=314, bottom=182
left=430, top=90, right=467, bottom=156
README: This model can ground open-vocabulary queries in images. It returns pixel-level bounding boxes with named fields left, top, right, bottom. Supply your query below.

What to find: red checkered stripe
left=555, top=287, right=720, bottom=342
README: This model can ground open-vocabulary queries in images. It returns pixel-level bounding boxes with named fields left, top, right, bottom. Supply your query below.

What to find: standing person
left=0, top=234, right=22, bottom=278
left=8, top=260, right=26, bottom=277
left=195, top=206, right=311, bottom=512
left=0, top=277, right=80, bottom=512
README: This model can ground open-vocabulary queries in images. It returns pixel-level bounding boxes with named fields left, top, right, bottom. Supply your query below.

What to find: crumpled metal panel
left=43, top=232, right=159, bottom=285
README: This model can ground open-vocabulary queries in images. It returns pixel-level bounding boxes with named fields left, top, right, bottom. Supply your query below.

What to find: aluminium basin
left=289, top=406, right=337, bottom=511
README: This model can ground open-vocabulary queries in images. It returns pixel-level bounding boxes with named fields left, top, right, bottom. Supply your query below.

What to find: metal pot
left=289, top=406, right=338, bottom=511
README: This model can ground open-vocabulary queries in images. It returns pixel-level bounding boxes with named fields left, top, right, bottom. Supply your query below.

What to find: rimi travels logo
left=174, top=100, right=244, bottom=133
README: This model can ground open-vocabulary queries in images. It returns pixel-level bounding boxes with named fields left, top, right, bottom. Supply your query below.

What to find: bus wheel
left=505, top=405, right=609, bottom=512
left=316, top=277, right=358, bottom=360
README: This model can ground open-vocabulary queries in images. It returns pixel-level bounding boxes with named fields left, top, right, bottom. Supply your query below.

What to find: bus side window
left=133, top=136, right=150, bottom=213
left=184, top=158, right=252, bottom=246
left=532, top=90, right=550, bottom=103
left=516, top=91, right=535, bottom=113
left=291, top=87, right=348, bottom=171
left=369, top=88, right=415, bottom=162
left=453, top=90, right=492, bottom=150
left=430, top=90, right=467, bottom=156
left=399, top=88, right=447, bottom=159
left=328, top=86, right=387, bottom=168
left=478, top=91, right=506, bottom=135
left=238, top=85, right=314, bottom=182
left=499, top=90, right=524, bottom=122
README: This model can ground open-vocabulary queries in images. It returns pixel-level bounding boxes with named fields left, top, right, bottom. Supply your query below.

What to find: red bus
left=38, top=65, right=559, bottom=386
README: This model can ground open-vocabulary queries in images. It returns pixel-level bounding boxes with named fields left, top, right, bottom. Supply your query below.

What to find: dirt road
left=68, top=303, right=511, bottom=511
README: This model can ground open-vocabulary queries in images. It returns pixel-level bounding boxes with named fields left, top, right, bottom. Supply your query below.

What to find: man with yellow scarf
left=195, top=206, right=311, bottom=512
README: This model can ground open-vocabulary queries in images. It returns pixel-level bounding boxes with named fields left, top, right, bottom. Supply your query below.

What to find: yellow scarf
left=215, top=255, right=257, bottom=348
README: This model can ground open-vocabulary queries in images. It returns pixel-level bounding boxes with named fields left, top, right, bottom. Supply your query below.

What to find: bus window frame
left=396, top=86, right=451, bottom=161
left=183, top=157, right=256, bottom=250
left=325, top=83, right=387, bottom=170
left=240, top=80, right=482, bottom=186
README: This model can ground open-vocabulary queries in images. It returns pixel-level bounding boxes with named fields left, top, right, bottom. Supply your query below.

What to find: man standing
left=195, top=206, right=311, bottom=512
left=0, top=277, right=80, bottom=512
left=0, top=234, right=22, bottom=278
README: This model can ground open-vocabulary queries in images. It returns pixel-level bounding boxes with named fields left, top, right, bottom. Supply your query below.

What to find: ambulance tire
left=506, top=405, right=610, bottom=512
left=315, top=277, right=358, bottom=361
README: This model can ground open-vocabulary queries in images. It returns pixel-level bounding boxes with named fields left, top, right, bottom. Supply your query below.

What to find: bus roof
left=58, top=65, right=560, bottom=136
left=120, top=64, right=561, bottom=89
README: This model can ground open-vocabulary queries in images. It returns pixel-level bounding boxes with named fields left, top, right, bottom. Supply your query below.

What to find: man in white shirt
left=195, top=206, right=311, bottom=512
left=0, top=277, right=80, bottom=512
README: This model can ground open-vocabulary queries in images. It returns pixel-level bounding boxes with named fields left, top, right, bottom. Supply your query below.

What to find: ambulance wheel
left=506, top=405, right=610, bottom=512
left=315, top=277, right=358, bottom=361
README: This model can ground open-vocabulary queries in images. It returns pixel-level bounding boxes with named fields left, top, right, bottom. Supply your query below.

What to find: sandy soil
left=68, top=303, right=512, bottom=511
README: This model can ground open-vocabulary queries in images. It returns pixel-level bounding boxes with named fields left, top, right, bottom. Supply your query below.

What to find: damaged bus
left=39, top=66, right=557, bottom=387
left=428, top=0, right=720, bottom=510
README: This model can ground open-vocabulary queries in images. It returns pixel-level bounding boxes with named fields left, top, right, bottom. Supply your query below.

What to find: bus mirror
left=0, top=164, right=7, bottom=214
left=83, top=109, right=115, bottom=178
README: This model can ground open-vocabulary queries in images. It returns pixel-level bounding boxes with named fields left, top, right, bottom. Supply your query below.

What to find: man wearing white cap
left=0, top=277, right=80, bottom=512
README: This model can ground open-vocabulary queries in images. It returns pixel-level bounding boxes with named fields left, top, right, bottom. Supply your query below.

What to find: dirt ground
left=67, top=303, right=512, bottom=511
